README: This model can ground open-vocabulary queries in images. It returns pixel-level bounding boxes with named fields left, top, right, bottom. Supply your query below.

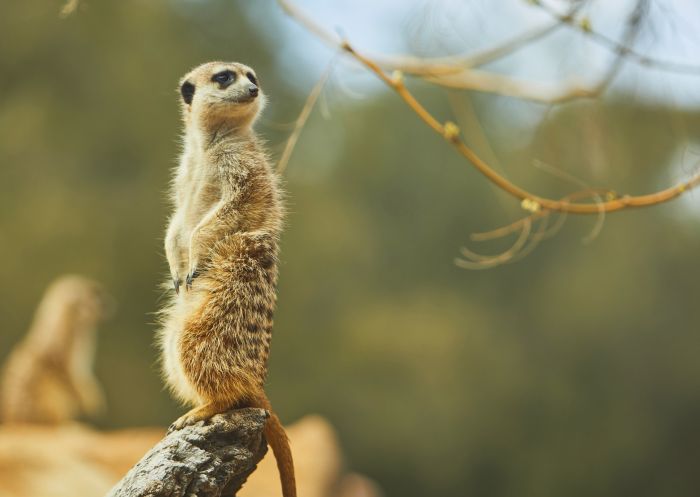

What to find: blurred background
left=1, top=0, right=699, bottom=496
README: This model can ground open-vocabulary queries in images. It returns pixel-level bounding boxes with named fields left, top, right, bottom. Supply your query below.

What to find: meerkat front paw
left=185, top=269, right=199, bottom=289
left=185, top=267, right=199, bottom=290
left=165, top=223, right=184, bottom=294
left=186, top=240, right=200, bottom=291
left=172, top=274, right=182, bottom=294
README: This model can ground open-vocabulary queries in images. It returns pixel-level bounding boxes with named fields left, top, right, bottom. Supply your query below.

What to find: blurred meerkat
left=0, top=275, right=110, bottom=424
left=159, top=61, right=295, bottom=497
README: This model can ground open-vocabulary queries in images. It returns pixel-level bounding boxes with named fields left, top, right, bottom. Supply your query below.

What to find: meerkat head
left=25, top=275, right=114, bottom=355
left=42, top=275, right=113, bottom=331
left=178, top=61, right=266, bottom=133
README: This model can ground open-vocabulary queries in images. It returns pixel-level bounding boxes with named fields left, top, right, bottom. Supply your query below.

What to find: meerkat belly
left=162, top=324, right=194, bottom=403
left=176, top=270, right=273, bottom=401
left=160, top=293, right=208, bottom=404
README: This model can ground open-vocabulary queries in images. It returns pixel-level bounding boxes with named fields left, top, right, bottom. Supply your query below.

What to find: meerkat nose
left=248, top=85, right=259, bottom=98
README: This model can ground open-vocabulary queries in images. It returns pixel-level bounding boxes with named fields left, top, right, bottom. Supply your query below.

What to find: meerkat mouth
left=224, top=92, right=258, bottom=104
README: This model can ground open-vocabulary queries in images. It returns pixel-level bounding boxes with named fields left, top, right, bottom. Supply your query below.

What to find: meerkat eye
left=246, top=72, right=258, bottom=86
left=212, top=70, right=236, bottom=86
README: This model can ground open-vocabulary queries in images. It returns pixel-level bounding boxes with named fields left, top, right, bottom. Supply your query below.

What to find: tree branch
left=106, top=408, right=268, bottom=497
left=276, top=0, right=700, bottom=215
left=533, top=0, right=700, bottom=75
left=277, top=60, right=334, bottom=174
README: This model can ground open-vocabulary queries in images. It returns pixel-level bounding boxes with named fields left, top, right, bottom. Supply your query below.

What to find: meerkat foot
left=168, top=402, right=225, bottom=433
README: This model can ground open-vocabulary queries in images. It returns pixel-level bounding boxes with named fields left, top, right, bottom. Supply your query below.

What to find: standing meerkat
left=159, top=61, right=296, bottom=497
left=0, top=275, right=109, bottom=424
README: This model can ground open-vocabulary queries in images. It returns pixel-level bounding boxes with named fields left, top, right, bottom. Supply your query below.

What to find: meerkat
left=0, top=275, right=110, bottom=424
left=158, top=61, right=296, bottom=497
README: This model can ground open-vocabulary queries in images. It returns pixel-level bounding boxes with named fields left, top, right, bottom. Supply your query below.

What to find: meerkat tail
left=252, top=393, right=297, bottom=497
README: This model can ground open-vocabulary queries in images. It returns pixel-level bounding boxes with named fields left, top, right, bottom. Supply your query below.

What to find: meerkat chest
left=177, top=161, right=222, bottom=231
left=185, top=177, right=220, bottom=219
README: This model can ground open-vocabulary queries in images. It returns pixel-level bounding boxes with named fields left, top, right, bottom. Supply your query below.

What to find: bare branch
left=276, top=0, right=700, bottom=215
left=370, top=10, right=574, bottom=75
left=377, top=0, right=649, bottom=103
left=278, top=0, right=674, bottom=104
left=531, top=160, right=607, bottom=244
left=277, top=61, right=334, bottom=174
left=107, top=409, right=268, bottom=497
left=471, top=189, right=610, bottom=240
left=533, top=0, right=700, bottom=74
left=423, top=70, right=600, bottom=103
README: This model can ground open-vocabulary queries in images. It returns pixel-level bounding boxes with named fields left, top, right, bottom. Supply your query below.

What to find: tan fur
left=158, top=61, right=295, bottom=497
left=0, top=275, right=109, bottom=424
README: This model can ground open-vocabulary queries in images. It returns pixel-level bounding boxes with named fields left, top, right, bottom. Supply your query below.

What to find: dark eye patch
left=212, top=70, right=236, bottom=87
left=246, top=72, right=258, bottom=86
left=180, top=81, right=195, bottom=105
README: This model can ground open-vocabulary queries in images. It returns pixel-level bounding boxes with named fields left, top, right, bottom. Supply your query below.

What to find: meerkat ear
left=180, top=81, right=195, bottom=105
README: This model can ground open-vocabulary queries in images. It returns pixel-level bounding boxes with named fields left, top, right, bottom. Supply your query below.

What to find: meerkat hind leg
left=169, top=401, right=231, bottom=432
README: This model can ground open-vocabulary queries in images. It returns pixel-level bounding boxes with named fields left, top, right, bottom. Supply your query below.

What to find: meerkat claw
left=172, top=277, right=181, bottom=294
left=185, top=270, right=199, bottom=290
left=168, top=415, right=194, bottom=433
left=168, top=408, right=212, bottom=433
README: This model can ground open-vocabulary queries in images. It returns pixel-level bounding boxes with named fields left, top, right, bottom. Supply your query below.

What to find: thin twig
left=456, top=217, right=533, bottom=269
left=404, top=0, right=647, bottom=103
left=423, top=70, right=600, bottom=103
left=370, top=2, right=585, bottom=74
left=506, top=213, right=552, bottom=264
left=277, top=0, right=700, bottom=102
left=533, top=0, right=700, bottom=75
left=277, top=61, right=335, bottom=174
left=471, top=189, right=611, bottom=241
left=531, top=160, right=606, bottom=244
left=279, top=0, right=695, bottom=104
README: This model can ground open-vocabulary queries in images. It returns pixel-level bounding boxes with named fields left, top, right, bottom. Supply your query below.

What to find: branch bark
left=106, top=408, right=268, bottom=497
